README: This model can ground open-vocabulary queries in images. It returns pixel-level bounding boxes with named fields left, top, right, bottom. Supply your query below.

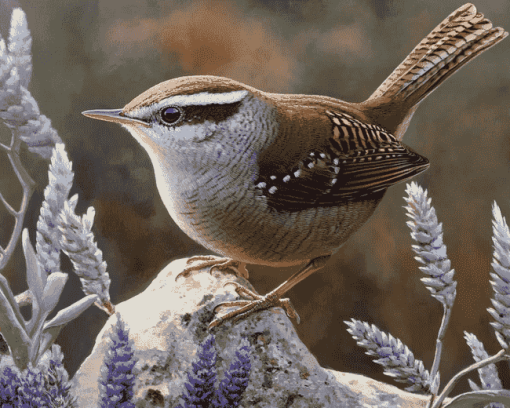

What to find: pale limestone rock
left=71, top=258, right=430, bottom=407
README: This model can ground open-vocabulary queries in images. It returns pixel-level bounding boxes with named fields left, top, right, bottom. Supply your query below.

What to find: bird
left=83, top=4, right=507, bottom=329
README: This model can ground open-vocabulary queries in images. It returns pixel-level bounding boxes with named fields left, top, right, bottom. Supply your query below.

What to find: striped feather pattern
left=325, top=112, right=429, bottom=193
left=255, top=111, right=429, bottom=211
left=369, top=3, right=507, bottom=103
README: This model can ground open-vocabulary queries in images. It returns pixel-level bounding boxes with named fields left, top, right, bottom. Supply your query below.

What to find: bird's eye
left=159, top=107, right=183, bottom=125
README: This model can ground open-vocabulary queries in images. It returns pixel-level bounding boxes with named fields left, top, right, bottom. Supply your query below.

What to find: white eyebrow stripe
left=164, top=90, right=249, bottom=107
left=127, top=90, right=249, bottom=118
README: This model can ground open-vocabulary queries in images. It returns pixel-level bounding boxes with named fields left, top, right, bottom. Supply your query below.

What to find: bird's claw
left=176, top=256, right=249, bottom=280
left=208, top=285, right=300, bottom=329
left=223, top=281, right=258, bottom=299
left=279, top=298, right=300, bottom=323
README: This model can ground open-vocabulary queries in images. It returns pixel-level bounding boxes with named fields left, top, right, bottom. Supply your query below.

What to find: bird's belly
left=165, top=183, right=382, bottom=266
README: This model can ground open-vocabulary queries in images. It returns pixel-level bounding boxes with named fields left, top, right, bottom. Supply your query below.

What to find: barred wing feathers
left=255, top=111, right=429, bottom=212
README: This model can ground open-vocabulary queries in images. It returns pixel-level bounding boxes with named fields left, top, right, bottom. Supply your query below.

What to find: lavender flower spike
left=99, top=316, right=137, bottom=408
left=487, top=202, right=510, bottom=349
left=212, top=338, right=251, bottom=407
left=178, top=334, right=217, bottom=408
left=36, top=143, right=74, bottom=276
left=345, top=319, right=430, bottom=393
left=0, top=366, right=21, bottom=405
left=58, top=196, right=113, bottom=314
left=0, top=8, right=61, bottom=159
left=464, top=331, right=503, bottom=401
left=404, top=182, right=457, bottom=308
left=45, top=344, right=76, bottom=407
left=18, top=365, right=49, bottom=407
left=7, top=8, right=32, bottom=87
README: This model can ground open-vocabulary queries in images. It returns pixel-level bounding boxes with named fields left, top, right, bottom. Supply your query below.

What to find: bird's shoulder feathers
left=254, top=102, right=429, bottom=212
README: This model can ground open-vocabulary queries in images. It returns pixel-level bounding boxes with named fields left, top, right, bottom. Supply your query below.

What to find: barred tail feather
left=368, top=3, right=507, bottom=106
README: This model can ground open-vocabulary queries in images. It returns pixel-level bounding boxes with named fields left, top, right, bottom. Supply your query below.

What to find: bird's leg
left=175, top=255, right=249, bottom=280
left=208, top=255, right=332, bottom=329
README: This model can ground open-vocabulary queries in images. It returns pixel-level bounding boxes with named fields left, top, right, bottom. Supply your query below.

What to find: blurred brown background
left=0, top=0, right=509, bottom=397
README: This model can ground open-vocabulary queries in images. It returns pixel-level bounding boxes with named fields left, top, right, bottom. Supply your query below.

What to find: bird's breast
left=154, top=160, right=383, bottom=266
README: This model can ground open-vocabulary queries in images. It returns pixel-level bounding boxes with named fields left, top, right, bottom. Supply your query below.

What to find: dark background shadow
left=0, top=0, right=509, bottom=397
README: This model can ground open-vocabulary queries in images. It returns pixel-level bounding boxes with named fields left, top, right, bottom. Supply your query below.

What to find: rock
left=71, top=257, right=430, bottom=407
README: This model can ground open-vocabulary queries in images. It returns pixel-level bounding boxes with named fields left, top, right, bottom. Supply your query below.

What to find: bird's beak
left=82, top=109, right=150, bottom=128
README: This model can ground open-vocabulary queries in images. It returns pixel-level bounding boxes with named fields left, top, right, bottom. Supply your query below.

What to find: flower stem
left=0, top=129, right=35, bottom=271
left=431, top=349, right=509, bottom=408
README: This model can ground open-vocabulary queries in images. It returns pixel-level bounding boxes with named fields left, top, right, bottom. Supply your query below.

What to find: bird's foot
left=208, top=281, right=300, bottom=329
left=175, top=255, right=249, bottom=280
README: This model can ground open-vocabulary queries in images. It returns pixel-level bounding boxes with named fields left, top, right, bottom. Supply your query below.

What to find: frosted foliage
left=488, top=202, right=510, bottom=349
left=405, top=182, right=457, bottom=307
left=0, top=8, right=61, bottom=158
left=36, top=144, right=74, bottom=275
left=7, top=8, right=31, bottom=87
left=345, top=319, right=430, bottom=394
left=464, top=331, right=503, bottom=401
left=58, top=196, right=111, bottom=306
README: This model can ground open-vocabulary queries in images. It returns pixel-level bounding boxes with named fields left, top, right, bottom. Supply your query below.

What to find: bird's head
left=83, top=75, right=278, bottom=173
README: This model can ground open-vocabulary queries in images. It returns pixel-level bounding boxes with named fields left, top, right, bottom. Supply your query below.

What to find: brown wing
left=255, top=111, right=429, bottom=212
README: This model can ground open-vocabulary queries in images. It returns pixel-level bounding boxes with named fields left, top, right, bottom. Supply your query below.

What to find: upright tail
left=365, top=3, right=507, bottom=136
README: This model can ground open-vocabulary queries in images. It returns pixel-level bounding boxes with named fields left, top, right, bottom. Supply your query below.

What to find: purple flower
left=45, top=344, right=75, bottom=407
left=177, top=335, right=217, bottom=408
left=177, top=336, right=252, bottom=408
left=18, top=366, right=49, bottom=407
left=0, top=366, right=21, bottom=406
left=99, top=316, right=137, bottom=408
left=212, top=340, right=251, bottom=407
